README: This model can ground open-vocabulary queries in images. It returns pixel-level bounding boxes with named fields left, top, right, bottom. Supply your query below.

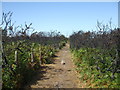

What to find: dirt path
left=25, top=43, right=85, bottom=89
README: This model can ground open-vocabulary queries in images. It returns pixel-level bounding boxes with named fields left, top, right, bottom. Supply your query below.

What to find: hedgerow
left=1, top=12, right=67, bottom=89
left=70, top=21, right=120, bottom=88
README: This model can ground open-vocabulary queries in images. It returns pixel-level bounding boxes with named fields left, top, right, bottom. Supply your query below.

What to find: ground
left=25, top=43, right=86, bottom=89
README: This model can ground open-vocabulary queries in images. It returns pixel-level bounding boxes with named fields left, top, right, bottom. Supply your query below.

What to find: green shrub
left=72, top=48, right=120, bottom=88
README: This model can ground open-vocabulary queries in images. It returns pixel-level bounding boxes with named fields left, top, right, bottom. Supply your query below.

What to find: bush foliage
left=1, top=12, right=67, bottom=89
left=70, top=21, right=120, bottom=88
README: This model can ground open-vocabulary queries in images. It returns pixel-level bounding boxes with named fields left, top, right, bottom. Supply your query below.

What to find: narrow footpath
left=25, top=43, right=86, bottom=89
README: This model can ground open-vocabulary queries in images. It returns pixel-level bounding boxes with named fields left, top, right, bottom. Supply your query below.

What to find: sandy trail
left=25, top=43, right=85, bottom=89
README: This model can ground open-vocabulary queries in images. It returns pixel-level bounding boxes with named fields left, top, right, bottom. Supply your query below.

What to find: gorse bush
left=70, top=28, right=120, bottom=50
left=2, top=41, right=59, bottom=89
left=72, top=48, right=120, bottom=88
left=70, top=21, right=120, bottom=88
left=1, top=12, right=67, bottom=89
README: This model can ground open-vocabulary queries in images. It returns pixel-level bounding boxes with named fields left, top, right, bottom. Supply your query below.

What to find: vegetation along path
left=25, top=43, right=85, bottom=88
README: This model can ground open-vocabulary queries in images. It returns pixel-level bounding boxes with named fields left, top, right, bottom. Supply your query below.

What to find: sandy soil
left=25, top=43, right=86, bottom=89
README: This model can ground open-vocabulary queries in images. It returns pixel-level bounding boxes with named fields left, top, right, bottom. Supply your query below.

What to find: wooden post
left=15, top=50, right=18, bottom=64
left=31, top=48, right=34, bottom=63
left=39, top=44, right=42, bottom=64
left=0, top=27, right=2, bottom=90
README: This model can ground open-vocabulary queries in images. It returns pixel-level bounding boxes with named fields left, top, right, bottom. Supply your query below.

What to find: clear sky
left=2, top=2, right=118, bottom=37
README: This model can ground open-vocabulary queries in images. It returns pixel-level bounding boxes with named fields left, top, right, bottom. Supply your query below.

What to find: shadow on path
left=24, top=43, right=83, bottom=89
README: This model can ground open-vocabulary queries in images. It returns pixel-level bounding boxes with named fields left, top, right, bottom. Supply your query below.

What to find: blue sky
left=2, top=2, right=118, bottom=37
